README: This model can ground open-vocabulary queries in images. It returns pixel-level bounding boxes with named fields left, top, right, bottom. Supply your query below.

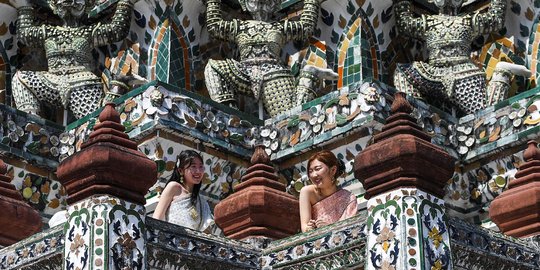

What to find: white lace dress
left=165, top=195, right=213, bottom=231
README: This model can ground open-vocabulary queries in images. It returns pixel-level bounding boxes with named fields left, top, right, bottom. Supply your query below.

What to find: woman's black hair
left=166, top=150, right=203, bottom=205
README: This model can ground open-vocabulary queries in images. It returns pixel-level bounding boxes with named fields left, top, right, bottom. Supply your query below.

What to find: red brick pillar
left=355, top=92, right=455, bottom=270
left=214, top=145, right=300, bottom=240
left=57, top=103, right=156, bottom=270
left=0, top=158, right=41, bottom=246
left=490, top=140, right=540, bottom=237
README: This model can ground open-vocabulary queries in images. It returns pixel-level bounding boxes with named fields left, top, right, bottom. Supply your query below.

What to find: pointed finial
left=391, top=92, right=413, bottom=115
left=99, top=103, right=121, bottom=123
left=251, top=145, right=270, bottom=165
left=523, top=141, right=540, bottom=162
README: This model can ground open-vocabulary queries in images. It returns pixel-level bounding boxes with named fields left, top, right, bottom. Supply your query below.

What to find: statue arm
left=206, top=0, right=238, bottom=42
left=15, top=5, right=47, bottom=47
left=393, top=0, right=427, bottom=40
left=92, top=0, right=134, bottom=47
left=472, top=0, right=506, bottom=35
left=283, top=0, right=320, bottom=41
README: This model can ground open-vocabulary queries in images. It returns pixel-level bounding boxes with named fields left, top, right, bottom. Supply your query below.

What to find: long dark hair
left=166, top=150, right=203, bottom=205
left=307, top=150, right=345, bottom=180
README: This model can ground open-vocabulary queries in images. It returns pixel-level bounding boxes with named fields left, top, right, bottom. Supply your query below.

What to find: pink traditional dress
left=311, top=189, right=357, bottom=225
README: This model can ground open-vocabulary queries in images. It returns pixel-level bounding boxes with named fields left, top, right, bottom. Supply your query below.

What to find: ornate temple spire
left=355, top=92, right=454, bottom=198
left=490, top=140, right=540, bottom=237
left=215, top=145, right=300, bottom=240
left=57, top=103, right=156, bottom=204
left=0, top=158, right=41, bottom=246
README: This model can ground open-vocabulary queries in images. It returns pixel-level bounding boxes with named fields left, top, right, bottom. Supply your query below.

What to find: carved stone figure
left=392, top=0, right=524, bottom=115
left=205, top=0, right=336, bottom=117
left=10, top=0, right=135, bottom=119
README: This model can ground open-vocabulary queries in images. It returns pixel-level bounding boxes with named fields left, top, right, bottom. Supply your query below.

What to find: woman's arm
left=92, top=0, right=135, bottom=47
left=283, top=0, right=320, bottom=41
left=11, top=0, right=46, bottom=48
left=152, top=183, right=177, bottom=221
left=472, top=0, right=506, bottom=36
left=299, top=186, right=315, bottom=232
left=393, top=0, right=427, bottom=40
left=206, top=0, right=238, bottom=42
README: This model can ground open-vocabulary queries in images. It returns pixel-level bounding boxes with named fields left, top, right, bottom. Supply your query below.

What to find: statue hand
left=9, top=0, right=30, bottom=8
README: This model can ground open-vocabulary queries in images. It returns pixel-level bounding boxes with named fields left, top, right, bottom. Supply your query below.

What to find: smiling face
left=180, top=157, right=205, bottom=188
left=308, top=159, right=337, bottom=191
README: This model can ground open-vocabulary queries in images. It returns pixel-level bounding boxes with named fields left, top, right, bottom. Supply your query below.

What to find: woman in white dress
left=153, top=150, right=213, bottom=232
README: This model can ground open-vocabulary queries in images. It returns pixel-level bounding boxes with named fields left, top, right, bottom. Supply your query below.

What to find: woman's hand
left=306, top=219, right=317, bottom=231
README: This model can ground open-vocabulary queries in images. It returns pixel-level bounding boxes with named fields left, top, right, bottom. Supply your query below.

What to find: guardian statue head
left=49, top=0, right=94, bottom=21
left=239, top=0, right=281, bottom=22
left=433, top=0, right=463, bottom=15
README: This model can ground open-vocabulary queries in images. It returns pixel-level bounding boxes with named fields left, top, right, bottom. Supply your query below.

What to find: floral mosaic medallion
left=65, top=195, right=146, bottom=270
left=367, top=188, right=452, bottom=270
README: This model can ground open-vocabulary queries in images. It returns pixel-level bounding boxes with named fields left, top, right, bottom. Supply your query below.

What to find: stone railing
left=146, top=218, right=260, bottom=269
left=0, top=225, right=64, bottom=270
left=449, top=217, right=540, bottom=269
left=2, top=214, right=540, bottom=269
left=261, top=213, right=366, bottom=269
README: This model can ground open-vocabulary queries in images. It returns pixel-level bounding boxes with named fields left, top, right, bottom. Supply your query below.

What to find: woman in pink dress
left=299, top=150, right=358, bottom=232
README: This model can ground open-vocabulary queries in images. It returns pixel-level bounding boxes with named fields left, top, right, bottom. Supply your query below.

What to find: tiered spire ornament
left=0, top=158, right=41, bottom=246
left=215, top=145, right=300, bottom=240
left=57, top=103, right=156, bottom=204
left=355, top=92, right=454, bottom=198
left=490, top=141, right=540, bottom=237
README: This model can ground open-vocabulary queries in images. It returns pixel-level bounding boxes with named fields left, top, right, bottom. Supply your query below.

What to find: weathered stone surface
left=490, top=140, right=540, bottom=237
left=354, top=92, right=455, bottom=199
left=215, top=146, right=300, bottom=240
left=57, top=103, right=157, bottom=204
left=0, top=158, right=41, bottom=246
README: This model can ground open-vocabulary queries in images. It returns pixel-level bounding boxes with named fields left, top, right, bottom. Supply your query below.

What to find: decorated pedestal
left=355, top=92, right=456, bottom=270
left=57, top=103, right=157, bottom=269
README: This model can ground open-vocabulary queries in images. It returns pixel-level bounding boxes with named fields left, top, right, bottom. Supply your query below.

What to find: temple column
left=214, top=145, right=300, bottom=241
left=355, top=92, right=456, bottom=270
left=490, top=140, right=540, bottom=238
left=57, top=103, right=157, bottom=270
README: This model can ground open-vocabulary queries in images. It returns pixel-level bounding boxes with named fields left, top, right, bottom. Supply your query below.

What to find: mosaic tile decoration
left=445, top=151, right=523, bottom=219
left=366, top=188, right=452, bottom=270
left=65, top=81, right=261, bottom=158
left=0, top=104, right=64, bottom=168
left=65, top=195, right=147, bottom=270
left=256, top=80, right=390, bottom=160
left=8, top=165, right=67, bottom=218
